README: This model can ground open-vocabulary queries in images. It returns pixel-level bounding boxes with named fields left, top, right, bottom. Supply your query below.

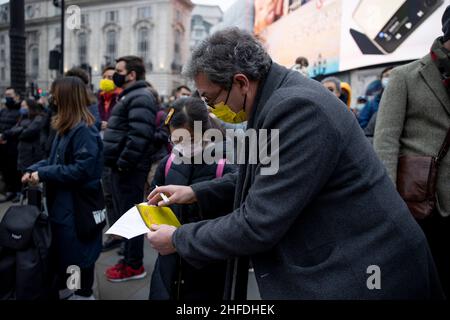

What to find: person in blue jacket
left=22, top=76, right=103, bottom=300
left=358, top=67, right=393, bottom=129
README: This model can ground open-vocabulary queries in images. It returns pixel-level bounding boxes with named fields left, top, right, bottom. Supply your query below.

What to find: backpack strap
left=155, top=110, right=165, bottom=127
left=165, top=153, right=176, bottom=178
left=216, top=159, right=226, bottom=178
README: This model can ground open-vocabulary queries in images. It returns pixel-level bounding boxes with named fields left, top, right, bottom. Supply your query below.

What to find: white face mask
left=173, top=140, right=205, bottom=158
left=356, top=103, right=366, bottom=111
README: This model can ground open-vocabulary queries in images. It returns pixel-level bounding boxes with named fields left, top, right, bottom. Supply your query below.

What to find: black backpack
left=0, top=186, right=53, bottom=300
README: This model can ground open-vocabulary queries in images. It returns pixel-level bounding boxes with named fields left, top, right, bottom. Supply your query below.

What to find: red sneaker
left=105, top=260, right=126, bottom=278
left=106, top=263, right=147, bottom=283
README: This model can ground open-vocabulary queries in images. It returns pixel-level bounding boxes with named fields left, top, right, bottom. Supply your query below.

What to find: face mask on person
left=5, top=97, right=15, bottom=108
left=355, top=103, right=366, bottom=111
left=19, top=107, right=28, bottom=116
left=112, top=72, right=129, bottom=88
left=173, top=140, right=205, bottom=158
left=48, top=95, right=57, bottom=113
left=381, top=77, right=390, bottom=89
left=210, top=87, right=247, bottom=124
left=99, top=79, right=115, bottom=92
left=300, top=67, right=309, bottom=77
left=211, top=102, right=247, bottom=124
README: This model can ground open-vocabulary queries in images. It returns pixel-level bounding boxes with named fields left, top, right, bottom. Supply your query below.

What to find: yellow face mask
left=210, top=94, right=247, bottom=124
left=99, top=79, right=115, bottom=93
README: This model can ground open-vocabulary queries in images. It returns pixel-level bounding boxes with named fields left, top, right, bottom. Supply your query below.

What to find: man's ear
left=233, top=74, right=250, bottom=93
left=128, top=70, right=137, bottom=82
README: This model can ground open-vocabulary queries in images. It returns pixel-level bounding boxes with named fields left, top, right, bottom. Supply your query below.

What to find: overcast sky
left=192, top=0, right=234, bottom=12
left=0, top=0, right=235, bottom=12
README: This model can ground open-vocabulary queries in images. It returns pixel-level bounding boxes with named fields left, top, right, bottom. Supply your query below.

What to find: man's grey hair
left=321, top=77, right=342, bottom=94
left=183, top=27, right=272, bottom=89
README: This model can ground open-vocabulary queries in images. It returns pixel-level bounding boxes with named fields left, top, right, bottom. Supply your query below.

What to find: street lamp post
left=60, top=0, right=64, bottom=76
left=9, top=0, right=26, bottom=97
left=53, top=0, right=65, bottom=76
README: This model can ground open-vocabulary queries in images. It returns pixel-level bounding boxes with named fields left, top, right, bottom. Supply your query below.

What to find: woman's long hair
left=51, top=76, right=95, bottom=135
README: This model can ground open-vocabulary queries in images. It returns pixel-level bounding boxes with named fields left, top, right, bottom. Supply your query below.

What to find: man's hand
left=147, top=185, right=197, bottom=207
left=101, top=121, right=108, bottom=130
left=147, top=224, right=177, bottom=255
left=21, top=172, right=31, bottom=184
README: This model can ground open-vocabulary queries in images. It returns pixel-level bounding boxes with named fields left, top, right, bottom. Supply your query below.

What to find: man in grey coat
left=374, top=7, right=450, bottom=297
left=147, top=28, right=443, bottom=300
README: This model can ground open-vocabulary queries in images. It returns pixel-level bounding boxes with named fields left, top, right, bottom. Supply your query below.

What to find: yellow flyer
left=136, top=203, right=181, bottom=228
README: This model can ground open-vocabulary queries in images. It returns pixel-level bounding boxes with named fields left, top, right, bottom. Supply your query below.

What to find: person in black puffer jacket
left=0, top=87, right=22, bottom=202
left=2, top=99, right=46, bottom=173
left=148, top=97, right=237, bottom=301
left=103, top=56, right=157, bottom=282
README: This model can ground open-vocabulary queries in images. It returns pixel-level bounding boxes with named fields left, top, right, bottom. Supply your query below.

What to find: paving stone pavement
left=0, top=199, right=261, bottom=300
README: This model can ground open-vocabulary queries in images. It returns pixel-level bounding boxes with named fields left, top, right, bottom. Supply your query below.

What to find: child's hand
left=21, top=172, right=31, bottom=184
left=30, top=171, right=40, bottom=185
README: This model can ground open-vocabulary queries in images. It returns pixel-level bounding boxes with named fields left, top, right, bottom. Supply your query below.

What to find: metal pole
left=9, top=0, right=26, bottom=97
left=59, top=0, right=65, bottom=76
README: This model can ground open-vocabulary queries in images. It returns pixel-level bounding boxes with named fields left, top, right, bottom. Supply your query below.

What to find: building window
left=1, top=67, right=4, bottom=81
left=138, top=7, right=151, bottom=20
left=78, top=33, right=87, bottom=65
left=0, top=49, right=4, bottom=61
left=29, top=31, right=38, bottom=43
left=174, top=30, right=182, bottom=59
left=0, top=34, right=4, bottom=44
left=106, top=11, right=118, bottom=23
left=137, top=27, right=149, bottom=62
left=81, top=14, right=88, bottom=26
left=173, top=29, right=182, bottom=72
left=55, top=27, right=61, bottom=39
left=176, top=10, right=181, bottom=23
left=0, top=8, right=8, bottom=24
left=106, top=30, right=117, bottom=63
left=26, top=5, right=35, bottom=19
left=31, top=46, right=39, bottom=77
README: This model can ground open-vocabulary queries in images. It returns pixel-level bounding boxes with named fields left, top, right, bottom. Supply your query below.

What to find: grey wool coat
left=172, top=63, right=444, bottom=300
left=374, top=53, right=450, bottom=218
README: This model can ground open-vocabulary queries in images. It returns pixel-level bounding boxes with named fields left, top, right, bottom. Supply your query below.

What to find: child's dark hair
left=167, top=97, right=223, bottom=134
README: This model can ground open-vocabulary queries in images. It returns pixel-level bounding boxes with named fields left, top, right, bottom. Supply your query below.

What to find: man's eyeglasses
left=200, top=89, right=225, bottom=108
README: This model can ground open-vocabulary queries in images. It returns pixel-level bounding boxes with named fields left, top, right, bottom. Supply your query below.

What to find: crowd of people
left=0, top=6, right=449, bottom=301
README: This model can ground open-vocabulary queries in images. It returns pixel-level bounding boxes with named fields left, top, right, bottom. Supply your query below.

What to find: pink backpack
left=164, top=153, right=226, bottom=179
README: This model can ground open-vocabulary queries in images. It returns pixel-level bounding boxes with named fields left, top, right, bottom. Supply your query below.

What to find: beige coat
left=374, top=53, right=450, bottom=217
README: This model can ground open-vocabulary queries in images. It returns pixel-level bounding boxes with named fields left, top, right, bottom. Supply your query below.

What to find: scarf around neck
left=430, top=37, right=450, bottom=96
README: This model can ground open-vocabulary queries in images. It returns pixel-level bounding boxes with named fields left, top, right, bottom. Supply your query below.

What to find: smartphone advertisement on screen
left=259, top=0, right=448, bottom=75
left=351, top=0, right=444, bottom=54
